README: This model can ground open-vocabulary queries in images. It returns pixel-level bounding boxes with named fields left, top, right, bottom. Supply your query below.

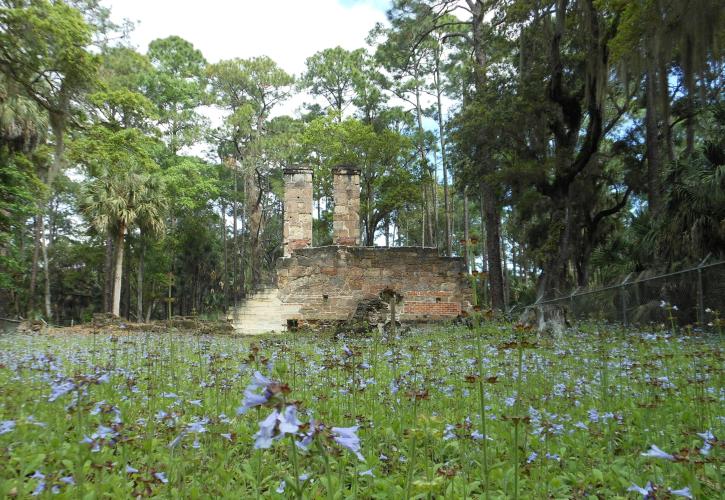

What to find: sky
left=103, top=0, right=395, bottom=150
left=106, top=0, right=391, bottom=76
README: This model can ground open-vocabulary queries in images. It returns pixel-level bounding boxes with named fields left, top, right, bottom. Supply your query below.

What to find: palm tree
left=81, top=170, right=166, bottom=317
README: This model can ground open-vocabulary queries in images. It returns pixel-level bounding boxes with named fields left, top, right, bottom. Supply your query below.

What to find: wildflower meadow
left=0, top=322, right=722, bottom=498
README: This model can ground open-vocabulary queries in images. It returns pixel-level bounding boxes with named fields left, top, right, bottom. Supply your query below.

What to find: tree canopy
left=1, top=0, right=722, bottom=322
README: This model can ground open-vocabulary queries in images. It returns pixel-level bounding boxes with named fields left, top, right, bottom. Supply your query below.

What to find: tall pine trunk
left=435, top=49, right=452, bottom=256
left=463, top=187, right=470, bottom=273
left=221, top=200, right=228, bottom=311
left=481, top=182, right=504, bottom=310
left=232, top=168, right=238, bottom=301
left=137, top=236, right=144, bottom=323
left=41, top=218, right=51, bottom=320
left=645, top=62, right=663, bottom=215
left=27, top=215, right=41, bottom=317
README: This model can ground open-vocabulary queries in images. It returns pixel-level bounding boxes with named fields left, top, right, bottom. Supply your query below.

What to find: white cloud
left=107, top=0, right=388, bottom=75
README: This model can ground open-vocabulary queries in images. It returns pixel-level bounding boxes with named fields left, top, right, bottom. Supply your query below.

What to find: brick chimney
left=283, top=166, right=313, bottom=257
left=332, top=164, right=361, bottom=246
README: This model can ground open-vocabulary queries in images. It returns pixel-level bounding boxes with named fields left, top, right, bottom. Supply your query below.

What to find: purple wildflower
left=25, top=416, right=46, bottom=428
left=48, top=380, right=75, bottom=402
left=641, top=444, right=675, bottom=461
left=669, top=487, right=692, bottom=498
left=31, top=471, right=45, bottom=496
left=250, top=371, right=272, bottom=389
left=237, top=371, right=276, bottom=414
left=276, top=480, right=286, bottom=493
left=0, top=420, right=15, bottom=435
left=627, top=482, right=654, bottom=498
left=254, top=409, right=280, bottom=449
left=279, top=405, right=300, bottom=434
left=331, top=425, right=364, bottom=461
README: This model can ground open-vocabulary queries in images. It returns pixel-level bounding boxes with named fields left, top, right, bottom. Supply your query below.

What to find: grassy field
left=0, top=321, right=722, bottom=498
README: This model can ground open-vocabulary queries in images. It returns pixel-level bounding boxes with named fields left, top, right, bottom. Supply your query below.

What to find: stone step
left=230, top=287, right=285, bottom=335
left=233, top=318, right=284, bottom=326
left=235, top=302, right=281, bottom=309
left=233, top=324, right=285, bottom=331
left=233, top=307, right=283, bottom=316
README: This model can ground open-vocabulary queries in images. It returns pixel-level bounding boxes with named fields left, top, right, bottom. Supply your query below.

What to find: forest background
left=1, top=0, right=723, bottom=324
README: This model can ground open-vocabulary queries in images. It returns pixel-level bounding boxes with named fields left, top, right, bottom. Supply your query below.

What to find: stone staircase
left=227, top=287, right=287, bottom=335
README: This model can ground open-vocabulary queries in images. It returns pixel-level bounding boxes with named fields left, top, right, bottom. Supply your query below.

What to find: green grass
left=0, top=322, right=722, bottom=498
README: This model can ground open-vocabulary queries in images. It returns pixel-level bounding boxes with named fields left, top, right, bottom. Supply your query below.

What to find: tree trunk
left=426, top=182, right=434, bottom=247
left=501, top=234, right=509, bottom=308
left=221, top=199, right=228, bottom=311
left=248, top=173, right=264, bottom=287
left=435, top=51, right=452, bottom=256
left=541, top=201, right=573, bottom=297
left=112, top=223, right=125, bottom=317
left=657, top=55, right=674, bottom=163
left=146, top=297, right=157, bottom=323
left=684, top=36, right=696, bottom=156
left=103, top=236, right=114, bottom=313
left=366, top=182, right=374, bottom=246
left=421, top=186, right=427, bottom=247
left=481, top=182, right=504, bottom=310
left=463, top=187, right=470, bottom=272
left=122, top=237, right=131, bottom=319
left=41, top=218, right=51, bottom=320
left=232, top=168, right=238, bottom=301
left=414, top=70, right=434, bottom=248
left=479, top=190, right=487, bottom=272
left=432, top=154, right=439, bottom=250
left=137, top=237, right=144, bottom=323
left=645, top=62, right=663, bottom=215
left=470, top=1, right=503, bottom=309
left=27, top=215, right=42, bottom=317
left=240, top=175, right=247, bottom=298
left=384, top=216, right=390, bottom=247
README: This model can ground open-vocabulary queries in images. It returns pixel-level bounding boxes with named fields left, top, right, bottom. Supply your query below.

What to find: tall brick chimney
left=283, top=166, right=313, bottom=257
left=332, top=164, right=361, bottom=246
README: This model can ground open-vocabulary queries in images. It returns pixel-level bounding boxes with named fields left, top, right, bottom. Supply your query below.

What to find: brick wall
left=276, top=246, right=472, bottom=323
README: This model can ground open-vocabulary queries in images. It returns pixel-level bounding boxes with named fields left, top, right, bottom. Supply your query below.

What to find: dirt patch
left=16, top=314, right=235, bottom=337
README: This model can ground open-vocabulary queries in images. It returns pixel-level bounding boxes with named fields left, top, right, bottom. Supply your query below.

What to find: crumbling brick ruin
left=229, top=164, right=472, bottom=333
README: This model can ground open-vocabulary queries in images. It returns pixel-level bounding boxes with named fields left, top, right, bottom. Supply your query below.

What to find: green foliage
left=79, top=169, right=165, bottom=237
left=145, top=36, right=208, bottom=154
left=0, top=148, right=44, bottom=289
left=301, top=115, right=419, bottom=244
left=0, top=0, right=98, bottom=98
left=0, top=324, right=721, bottom=497
left=302, top=46, right=365, bottom=114
left=163, top=157, right=220, bottom=214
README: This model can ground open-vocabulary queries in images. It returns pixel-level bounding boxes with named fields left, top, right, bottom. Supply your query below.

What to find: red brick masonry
left=276, top=245, right=472, bottom=323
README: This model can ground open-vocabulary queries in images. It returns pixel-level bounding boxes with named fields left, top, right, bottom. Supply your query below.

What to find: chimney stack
left=332, top=164, right=361, bottom=246
left=283, top=166, right=313, bottom=257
